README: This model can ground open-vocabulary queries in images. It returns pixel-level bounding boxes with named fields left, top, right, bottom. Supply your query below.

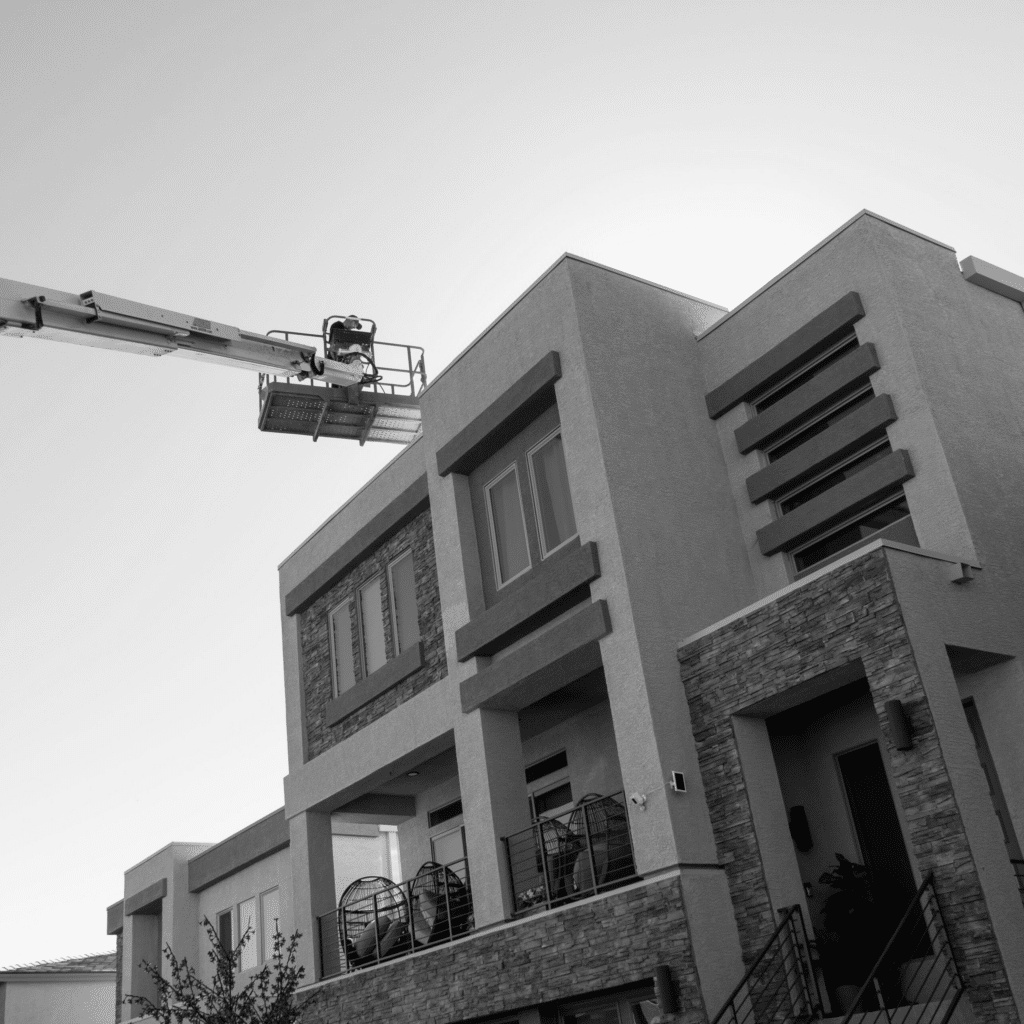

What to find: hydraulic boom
left=0, top=276, right=425, bottom=444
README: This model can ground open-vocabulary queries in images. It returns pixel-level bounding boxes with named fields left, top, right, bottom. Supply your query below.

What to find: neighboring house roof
left=0, top=951, right=117, bottom=977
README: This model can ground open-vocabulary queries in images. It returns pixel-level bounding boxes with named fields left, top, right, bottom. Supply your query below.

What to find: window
left=525, top=750, right=568, bottom=784
left=358, top=576, right=387, bottom=675
left=531, top=780, right=573, bottom=818
left=260, top=888, right=280, bottom=963
left=328, top=600, right=356, bottom=696
left=388, top=550, right=420, bottom=654
left=792, top=494, right=916, bottom=572
left=777, top=438, right=892, bottom=514
left=485, top=465, right=532, bottom=587
left=430, top=825, right=467, bottom=867
left=427, top=798, right=463, bottom=828
left=528, top=429, right=578, bottom=557
left=216, top=909, right=233, bottom=951
left=237, top=897, right=257, bottom=971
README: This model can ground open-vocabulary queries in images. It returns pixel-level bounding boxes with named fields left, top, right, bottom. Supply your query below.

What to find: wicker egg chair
left=567, top=793, right=635, bottom=892
left=408, top=861, right=472, bottom=946
left=338, top=876, right=411, bottom=968
left=538, top=816, right=584, bottom=902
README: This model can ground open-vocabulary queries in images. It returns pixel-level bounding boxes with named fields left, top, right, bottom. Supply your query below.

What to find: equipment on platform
left=0, top=276, right=426, bottom=445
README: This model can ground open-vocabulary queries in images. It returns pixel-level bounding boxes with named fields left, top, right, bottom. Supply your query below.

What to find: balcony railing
left=504, top=791, right=639, bottom=916
left=317, top=859, right=473, bottom=979
left=1012, top=860, right=1024, bottom=908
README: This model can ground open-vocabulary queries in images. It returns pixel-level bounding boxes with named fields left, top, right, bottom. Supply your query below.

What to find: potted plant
left=815, top=855, right=893, bottom=1012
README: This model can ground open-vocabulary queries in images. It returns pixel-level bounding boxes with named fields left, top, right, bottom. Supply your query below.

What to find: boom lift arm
left=0, top=276, right=426, bottom=445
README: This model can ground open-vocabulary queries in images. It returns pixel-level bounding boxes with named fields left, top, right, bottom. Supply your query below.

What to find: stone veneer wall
left=678, top=548, right=1018, bottom=1024
left=300, top=508, right=447, bottom=761
left=297, top=876, right=701, bottom=1024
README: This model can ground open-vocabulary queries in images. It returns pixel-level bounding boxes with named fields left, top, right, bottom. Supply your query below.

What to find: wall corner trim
left=436, top=351, right=562, bottom=477
left=284, top=475, right=429, bottom=616
left=706, top=291, right=865, bottom=419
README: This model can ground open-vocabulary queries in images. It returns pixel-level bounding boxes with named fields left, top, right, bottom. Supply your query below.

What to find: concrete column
left=288, top=810, right=336, bottom=980
left=455, top=707, right=532, bottom=927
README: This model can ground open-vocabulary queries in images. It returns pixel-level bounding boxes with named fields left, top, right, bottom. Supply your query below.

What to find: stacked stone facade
left=300, top=508, right=447, bottom=760
left=678, top=548, right=1018, bottom=1024
left=298, top=876, right=702, bottom=1024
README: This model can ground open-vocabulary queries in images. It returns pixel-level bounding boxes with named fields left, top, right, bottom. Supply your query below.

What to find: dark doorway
left=837, top=743, right=916, bottom=904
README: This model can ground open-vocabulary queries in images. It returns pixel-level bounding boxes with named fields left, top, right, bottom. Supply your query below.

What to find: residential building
left=115, top=210, right=1024, bottom=1024
left=0, top=951, right=116, bottom=1024
left=107, top=812, right=390, bottom=1020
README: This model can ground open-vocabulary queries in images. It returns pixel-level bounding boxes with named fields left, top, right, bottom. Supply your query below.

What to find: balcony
left=318, top=858, right=473, bottom=978
left=504, top=792, right=639, bottom=915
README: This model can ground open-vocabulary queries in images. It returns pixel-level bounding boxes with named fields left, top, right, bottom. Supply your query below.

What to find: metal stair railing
left=710, top=904, right=823, bottom=1024
left=836, top=873, right=963, bottom=1024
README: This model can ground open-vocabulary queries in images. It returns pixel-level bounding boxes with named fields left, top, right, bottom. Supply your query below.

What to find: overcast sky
left=1, top=0, right=1022, bottom=968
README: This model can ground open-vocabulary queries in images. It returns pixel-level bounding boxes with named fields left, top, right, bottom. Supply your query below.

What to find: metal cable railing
left=836, top=873, right=963, bottom=1024
left=710, top=905, right=822, bottom=1024
left=317, top=858, right=472, bottom=979
left=503, top=792, right=638, bottom=916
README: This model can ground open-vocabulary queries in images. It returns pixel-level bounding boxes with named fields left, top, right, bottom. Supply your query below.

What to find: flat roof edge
left=697, top=211, right=957, bottom=341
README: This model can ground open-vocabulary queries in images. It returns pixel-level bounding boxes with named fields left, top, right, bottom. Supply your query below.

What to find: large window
left=388, top=550, right=420, bottom=654
left=483, top=424, right=577, bottom=591
left=260, top=888, right=281, bottom=963
left=528, top=429, right=578, bottom=557
left=358, top=575, right=387, bottom=675
left=485, top=465, right=532, bottom=587
left=237, top=897, right=257, bottom=971
left=328, top=600, right=357, bottom=697
left=328, top=548, right=419, bottom=693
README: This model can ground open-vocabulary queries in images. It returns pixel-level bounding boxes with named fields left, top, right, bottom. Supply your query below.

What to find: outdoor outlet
left=670, top=771, right=686, bottom=792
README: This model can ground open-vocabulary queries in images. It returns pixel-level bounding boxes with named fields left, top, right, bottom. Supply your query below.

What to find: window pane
left=238, top=898, right=257, bottom=971
left=488, top=468, right=530, bottom=584
left=431, top=826, right=466, bottom=867
left=217, top=910, right=232, bottom=951
left=329, top=602, right=356, bottom=695
left=260, top=888, right=280, bottom=963
left=389, top=551, right=419, bottom=654
left=359, top=577, right=387, bottom=674
left=531, top=434, right=577, bottom=554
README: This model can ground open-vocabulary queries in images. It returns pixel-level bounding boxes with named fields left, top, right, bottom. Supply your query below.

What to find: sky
left=1, top=0, right=1022, bottom=968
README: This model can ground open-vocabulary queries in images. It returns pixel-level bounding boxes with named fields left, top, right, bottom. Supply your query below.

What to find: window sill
left=325, top=642, right=424, bottom=726
left=455, top=542, right=600, bottom=661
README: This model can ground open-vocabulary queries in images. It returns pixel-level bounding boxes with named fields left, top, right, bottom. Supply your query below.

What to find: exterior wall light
left=885, top=698, right=914, bottom=750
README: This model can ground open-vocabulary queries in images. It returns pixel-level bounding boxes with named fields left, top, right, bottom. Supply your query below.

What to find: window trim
left=237, top=896, right=258, bottom=972
left=526, top=427, right=579, bottom=560
left=327, top=598, right=357, bottom=699
left=387, top=549, right=419, bottom=656
left=484, top=462, right=533, bottom=589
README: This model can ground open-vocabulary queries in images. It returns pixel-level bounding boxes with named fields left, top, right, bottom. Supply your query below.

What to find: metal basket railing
left=316, top=857, right=473, bottom=979
left=503, top=791, right=638, bottom=916
left=259, top=330, right=426, bottom=397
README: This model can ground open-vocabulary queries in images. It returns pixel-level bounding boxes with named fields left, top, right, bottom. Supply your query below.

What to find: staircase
left=711, top=875, right=965, bottom=1024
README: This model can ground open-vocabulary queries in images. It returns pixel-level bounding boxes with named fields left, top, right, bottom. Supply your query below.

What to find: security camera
left=628, top=792, right=647, bottom=808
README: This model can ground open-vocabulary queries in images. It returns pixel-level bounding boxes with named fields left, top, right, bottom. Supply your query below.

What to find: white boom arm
left=0, top=276, right=364, bottom=386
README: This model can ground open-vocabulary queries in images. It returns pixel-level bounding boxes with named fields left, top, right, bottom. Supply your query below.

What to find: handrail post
left=581, top=799, right=598, bottom=895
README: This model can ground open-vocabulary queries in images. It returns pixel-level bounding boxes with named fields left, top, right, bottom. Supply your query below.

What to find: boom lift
left=0, top=276, right=426, bottom=445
